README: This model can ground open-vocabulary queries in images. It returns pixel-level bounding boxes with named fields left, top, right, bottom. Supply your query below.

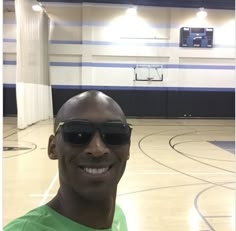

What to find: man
left=4, top=90, right=132, bottom=231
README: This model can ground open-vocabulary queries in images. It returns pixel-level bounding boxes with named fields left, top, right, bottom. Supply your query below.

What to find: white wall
left=3, top=2, right=235, bottom=89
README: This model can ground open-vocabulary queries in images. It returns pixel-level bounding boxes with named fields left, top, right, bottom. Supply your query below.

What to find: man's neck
left=47, top=187, right=116, bottom=229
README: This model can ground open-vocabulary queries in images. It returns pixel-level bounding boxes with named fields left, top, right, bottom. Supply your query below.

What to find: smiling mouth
left=80, top=166, right=112, bottom=175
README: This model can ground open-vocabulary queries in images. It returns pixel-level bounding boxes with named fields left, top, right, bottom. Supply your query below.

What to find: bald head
left=54, top=91, right=126, bottom=133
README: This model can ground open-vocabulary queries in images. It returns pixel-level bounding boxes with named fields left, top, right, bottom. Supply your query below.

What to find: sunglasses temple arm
left=55, top=122, right=64, bottom=135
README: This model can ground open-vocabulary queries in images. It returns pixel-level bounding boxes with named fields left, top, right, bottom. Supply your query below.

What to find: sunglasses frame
left=55, top=119, right=132, bottom=146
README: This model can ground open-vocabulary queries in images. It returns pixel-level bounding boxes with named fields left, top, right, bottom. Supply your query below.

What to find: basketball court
left=3, top=117, right=235, bottom=230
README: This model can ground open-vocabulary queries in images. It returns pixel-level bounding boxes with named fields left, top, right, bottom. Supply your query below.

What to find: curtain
left=15, top=0, right=53, bottom=129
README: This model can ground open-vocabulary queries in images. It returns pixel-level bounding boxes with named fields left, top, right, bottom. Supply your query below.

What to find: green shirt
left=4, top=205, right=128, bottom=231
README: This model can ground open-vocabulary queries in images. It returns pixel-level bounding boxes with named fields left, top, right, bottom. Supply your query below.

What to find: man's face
left=52, top=101, right=130, bottom=201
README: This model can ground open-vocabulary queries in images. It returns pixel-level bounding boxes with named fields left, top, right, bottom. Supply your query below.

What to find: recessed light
left=126, top=6, right=137, bottom=16
left=32, top=4, right=42, bottom=12
left=196, top=8, right=207, bottom=19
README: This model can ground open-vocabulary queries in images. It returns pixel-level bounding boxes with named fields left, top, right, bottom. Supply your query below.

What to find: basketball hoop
left=147, top=77, right=154, bottom=81
left=133, top=64, right=164, bottom=82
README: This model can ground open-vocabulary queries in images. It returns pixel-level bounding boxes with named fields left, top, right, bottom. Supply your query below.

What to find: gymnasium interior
left=3, top=0, right=235, bottom=230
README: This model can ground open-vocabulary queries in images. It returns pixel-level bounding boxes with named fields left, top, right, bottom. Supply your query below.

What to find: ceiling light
left=32, top=4, right=42, bottom=12
left=126, top=6, right=137, bottom=16
left=196, top=8, right=207, bottom=19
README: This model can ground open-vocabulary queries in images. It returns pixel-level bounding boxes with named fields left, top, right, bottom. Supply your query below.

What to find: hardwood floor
left=3, top=117, right=235, bottom=230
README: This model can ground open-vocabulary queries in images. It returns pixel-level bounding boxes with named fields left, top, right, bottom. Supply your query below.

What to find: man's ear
left=126, top=147, right=130, bottom=160
left=127, top=140, right=132, bottom=160
left=127, top=152, right=130, bottom=160
left=48, top=135, right=58, bottom=160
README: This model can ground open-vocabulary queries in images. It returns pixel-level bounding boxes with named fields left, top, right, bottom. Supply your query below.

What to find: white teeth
left=84, top=167, right=109, bottom=175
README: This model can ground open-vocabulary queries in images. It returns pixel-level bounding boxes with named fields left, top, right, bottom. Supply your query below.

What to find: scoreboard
left=179, top=27, right=214, bottom=48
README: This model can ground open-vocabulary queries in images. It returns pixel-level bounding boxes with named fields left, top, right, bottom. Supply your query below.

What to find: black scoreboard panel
left=180, top=27, right=214, bottom=48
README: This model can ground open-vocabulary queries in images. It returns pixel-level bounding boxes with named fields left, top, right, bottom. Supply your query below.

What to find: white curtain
left=15, top=0, right=53, bottom=129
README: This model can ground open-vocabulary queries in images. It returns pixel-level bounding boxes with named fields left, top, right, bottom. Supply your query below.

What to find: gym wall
left=3, top=3, right=235, bottom=117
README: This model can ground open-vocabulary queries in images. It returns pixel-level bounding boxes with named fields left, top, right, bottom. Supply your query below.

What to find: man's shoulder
left=4, top=204, right=128, bottom=231
left=114, top=204, right=125, bottom=218
left=3, top=206, right=53, bottom=231
left=113, top=204, right=128, bottom=231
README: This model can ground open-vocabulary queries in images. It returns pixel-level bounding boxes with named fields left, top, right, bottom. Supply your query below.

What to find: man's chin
left=75, top=186, right=117, bottom=202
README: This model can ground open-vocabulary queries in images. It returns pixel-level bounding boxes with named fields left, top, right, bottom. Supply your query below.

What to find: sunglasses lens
left=60, top=121, right=131, bottom=145
left=102, top=123, right=131, bottom=145
left=62, top=121, right=93, bottom=145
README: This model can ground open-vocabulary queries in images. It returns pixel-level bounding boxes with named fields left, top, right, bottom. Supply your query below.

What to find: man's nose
left=84, top=131, right=110, bottom=157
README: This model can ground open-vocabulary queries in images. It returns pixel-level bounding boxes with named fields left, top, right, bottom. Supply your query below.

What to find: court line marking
left=38, top=171, right=58, bottom=206
left=194, top=182, right=234, bottom=231
left=29, top=194, right=55, bottom=198
left=172, top=140, right=235, bottom=162
left=125, top=172, right=234, bottom=175
left=3, top=141, right=37, bottom=158
left=169, top=130, right=235, bottom=173
left=138, top=129, right=235, bottom=190
left=118, top=181, right=235, bottom=197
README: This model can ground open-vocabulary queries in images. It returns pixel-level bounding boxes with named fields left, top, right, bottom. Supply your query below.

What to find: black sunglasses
left=55, top=120, right=132, bottom=145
